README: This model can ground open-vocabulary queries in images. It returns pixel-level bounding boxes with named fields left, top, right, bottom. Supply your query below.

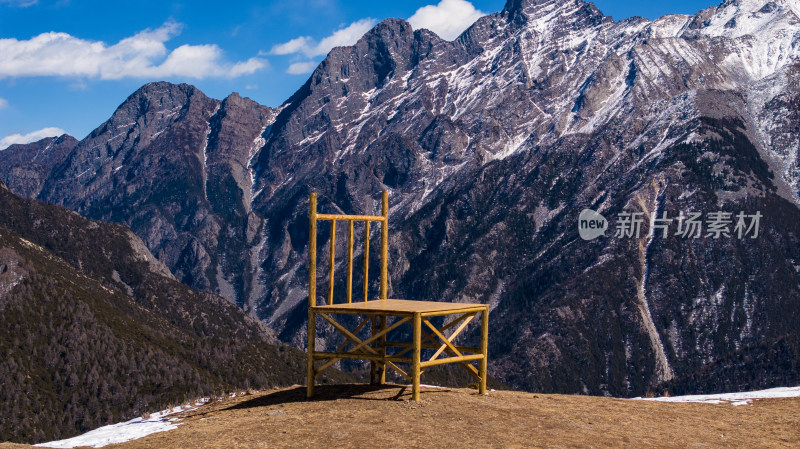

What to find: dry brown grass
left=4, top=384, right=798, bottom=448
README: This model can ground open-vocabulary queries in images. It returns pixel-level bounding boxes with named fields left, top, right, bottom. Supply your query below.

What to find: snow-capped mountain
left=3, top=0, right=800, bottom=396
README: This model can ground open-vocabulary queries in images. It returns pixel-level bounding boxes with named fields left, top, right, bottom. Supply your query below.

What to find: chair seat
left=312, top=299, right=488, bottom=316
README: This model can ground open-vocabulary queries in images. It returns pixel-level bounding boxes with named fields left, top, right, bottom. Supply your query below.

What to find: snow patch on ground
left=635, top=386, right=800, bottom=406
left=36, top=400, right=208, bottom=448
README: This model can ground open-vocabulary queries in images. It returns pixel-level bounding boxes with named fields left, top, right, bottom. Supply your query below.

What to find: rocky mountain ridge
left=2, top=0, right=800, bottom=396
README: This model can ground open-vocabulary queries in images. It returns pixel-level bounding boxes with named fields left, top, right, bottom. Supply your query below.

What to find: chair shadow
left=224, top=383, right=453, bottom=411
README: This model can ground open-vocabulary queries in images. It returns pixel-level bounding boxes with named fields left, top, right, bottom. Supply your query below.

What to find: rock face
left=5, top=0, right=800, bottom=396
left=0, top=134, right=78, bottom=198
left=32, top=83, right=278, bottom=307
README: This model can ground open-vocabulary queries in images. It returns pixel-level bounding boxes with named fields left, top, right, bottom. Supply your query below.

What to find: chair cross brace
left=310, top=310, right=484, bottom=390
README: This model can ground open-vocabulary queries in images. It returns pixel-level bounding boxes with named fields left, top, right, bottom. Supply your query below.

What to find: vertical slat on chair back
left=309, top=193, right=317, bottom=307
left=308, top=191, right=389, bottom=306
left=380, top=191, right=388, bottom=301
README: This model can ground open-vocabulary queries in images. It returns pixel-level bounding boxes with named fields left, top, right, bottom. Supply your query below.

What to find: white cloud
left=229, top=57, right=269, bottom=77
left=269, top=36, right=313, bottom=56
left=286, top=61, right=319, bottom=75
left=0, top=22, right=268, bottom=80
left=0, top=127, right=66, bottom=150
left=0, top=97, right=7, bottom=109
left=269, top=18, right=377, bottom=58
left=408, top=0, right=485, bottom=40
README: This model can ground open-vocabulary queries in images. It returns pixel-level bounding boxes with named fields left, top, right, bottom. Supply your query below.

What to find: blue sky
left=0, top=0, right=719, bottom=148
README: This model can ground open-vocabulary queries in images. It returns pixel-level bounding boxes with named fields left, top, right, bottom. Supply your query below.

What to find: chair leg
left=307, top=310, right=316, bottom=398
left=369, top=317, right=378, bottom=385
left=412, top=312, right=421, bottom=401
left=378, top=315, right=386, bottom=384
left=369, top=315, right=388, bottom=385
left=479, top=307, right=489, bottom=395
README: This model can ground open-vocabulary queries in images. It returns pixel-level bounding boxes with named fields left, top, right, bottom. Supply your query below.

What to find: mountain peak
left=504, top=0, right=600, bottom=15
left=101, top=81, right=214, bottom=131
left=720, top=0, right=799, bottom=10
left=124, top=81, right=208, bottom=108
left=502, top=0, right=607, bottom=31
left=681, top=0, right=800, bottom=78
left=504, top=0, right=558, bottom=12
left=711, top=0, right=800, bottom=18
left=132, top=80, right=197, bottom=95
left=361, top=18, right=415, bottom=45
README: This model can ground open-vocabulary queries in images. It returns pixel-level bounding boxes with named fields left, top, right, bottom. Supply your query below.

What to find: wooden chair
left=307, top=191, right=489, bottom=401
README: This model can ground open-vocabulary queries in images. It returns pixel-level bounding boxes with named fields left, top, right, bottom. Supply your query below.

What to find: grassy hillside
left=0, top=182, right=356, bottom=443
left=0, top=229, right=354, bottom=443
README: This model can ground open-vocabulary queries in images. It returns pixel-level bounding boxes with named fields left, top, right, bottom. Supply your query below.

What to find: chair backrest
left=309, top=191, right=389, bottom=307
